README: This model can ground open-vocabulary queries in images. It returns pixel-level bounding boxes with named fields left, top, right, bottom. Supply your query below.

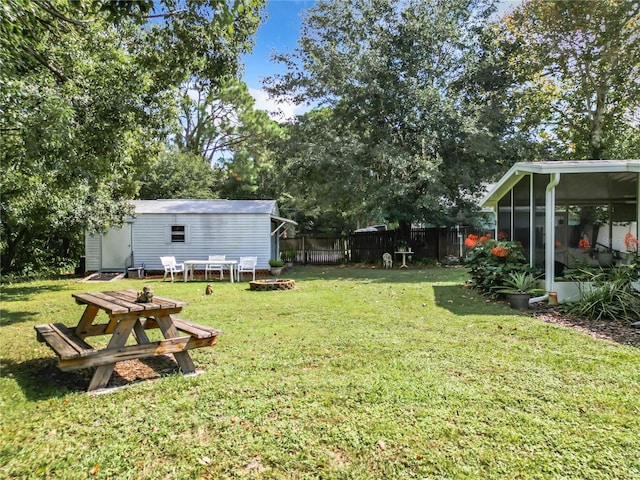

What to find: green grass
left=1, top=266, right=639, bottom=479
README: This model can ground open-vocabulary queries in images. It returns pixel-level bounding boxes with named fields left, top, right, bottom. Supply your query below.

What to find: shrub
left=463, top=234, right=531, bottom=296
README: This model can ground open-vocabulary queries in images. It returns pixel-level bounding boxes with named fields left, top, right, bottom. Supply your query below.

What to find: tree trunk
left=398, top=220, right=412, bottom=244
left=1, top=229, right=27, bottom=273
left=590, top=85, right=608, bottom=159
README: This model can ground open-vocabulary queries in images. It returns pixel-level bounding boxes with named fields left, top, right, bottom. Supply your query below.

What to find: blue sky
left=242, top=0, right=521, bottom=119
left=242, top=0, right=316, bottom=90
left=241, top=0, right=316, bottom=119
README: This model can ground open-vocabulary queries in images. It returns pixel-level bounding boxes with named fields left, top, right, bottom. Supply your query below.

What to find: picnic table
left=34, top=290, right=222, bottom=392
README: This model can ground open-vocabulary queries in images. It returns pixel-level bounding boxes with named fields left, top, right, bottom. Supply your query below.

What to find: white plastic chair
left=237, top=256, right=257, bottom=281
left=205, top=255, right=226, bottom=280
left=160, top=256, right=184, bottom=282
left=382, top=252, right=393, bottom=269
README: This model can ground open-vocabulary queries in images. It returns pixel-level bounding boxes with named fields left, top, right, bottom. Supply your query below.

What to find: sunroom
left=481, top=160, right=640, bottom=302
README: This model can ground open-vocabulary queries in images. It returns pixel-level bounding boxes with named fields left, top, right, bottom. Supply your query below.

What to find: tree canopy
left=267, top=0, right=526, bottom=232
left=267, top=0, right=640, bottom=234
left=0, top=0, right=264, bottom=273
left=3, top=0, right=639, bottom=273
left=501, top=0, right=640, bottom=159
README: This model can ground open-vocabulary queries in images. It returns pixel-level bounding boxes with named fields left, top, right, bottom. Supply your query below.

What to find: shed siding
left=131, top=213, right=273, bottom=271
left=85, top=233, right=101, bottom=272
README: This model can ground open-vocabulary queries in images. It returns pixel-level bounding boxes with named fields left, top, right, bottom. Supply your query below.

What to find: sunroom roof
left=481, top=160, right=640, bottom=207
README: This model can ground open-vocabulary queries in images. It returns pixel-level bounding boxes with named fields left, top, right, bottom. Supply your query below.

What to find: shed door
left=101, top=224, right=132, bottom=271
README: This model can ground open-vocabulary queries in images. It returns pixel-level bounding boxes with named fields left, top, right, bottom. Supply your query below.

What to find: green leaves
left=501, top=0, right=640, bottom=159
left=1, top=0, right=265, bottom=273
left=268, top=0, right=508, bottom=230
left=138, top=150, right=217, bottom=200
left=136, top=0, right=263, bottom=90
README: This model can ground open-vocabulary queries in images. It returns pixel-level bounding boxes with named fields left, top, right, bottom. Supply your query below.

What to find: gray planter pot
left=507, top=293, right=530, bottom=310
left=597, top=252, right=614, bottom=266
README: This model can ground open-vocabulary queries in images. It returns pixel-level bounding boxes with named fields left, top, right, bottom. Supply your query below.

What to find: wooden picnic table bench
left=34, top=290, right=222, bottom=392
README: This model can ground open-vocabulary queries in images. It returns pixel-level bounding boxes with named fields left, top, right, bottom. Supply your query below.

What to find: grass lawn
left=1, top=266, right=639, bottom=479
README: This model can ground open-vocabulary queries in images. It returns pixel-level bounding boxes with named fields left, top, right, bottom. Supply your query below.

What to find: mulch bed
left=530, top=304, right=640, bottom=348
left=33, top=356, right=179, bottom=393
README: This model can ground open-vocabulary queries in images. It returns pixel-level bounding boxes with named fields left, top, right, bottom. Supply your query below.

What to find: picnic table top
left=72, top=290, right=187, bottom=315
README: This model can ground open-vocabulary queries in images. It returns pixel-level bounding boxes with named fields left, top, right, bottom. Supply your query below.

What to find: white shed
left=84, top=199, right=296, bottom=273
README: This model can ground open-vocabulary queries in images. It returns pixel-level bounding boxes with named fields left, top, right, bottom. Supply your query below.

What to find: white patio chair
left=382, top=252, right=393, bottom=269
left=237, top=256, right=257, bottom=281
left=205, top=255, right=226, bottom=280
left=160, top=256, right=184, bottom=282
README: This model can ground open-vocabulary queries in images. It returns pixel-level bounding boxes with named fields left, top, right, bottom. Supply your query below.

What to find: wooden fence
left=280, top=227, right=484, bottom=265
left=280, top=236, right=347, bottom=265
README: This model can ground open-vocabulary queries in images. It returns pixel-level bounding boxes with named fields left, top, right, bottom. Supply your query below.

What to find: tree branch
left=33, top=0, right=92, bottom=26
left=23, top=45, right=67, bottom=82
left=143, top=9, right=187, bottom=19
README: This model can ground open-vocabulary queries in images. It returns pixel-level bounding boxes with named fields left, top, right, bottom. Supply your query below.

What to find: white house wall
left=131, top=213, right=273, bottom=271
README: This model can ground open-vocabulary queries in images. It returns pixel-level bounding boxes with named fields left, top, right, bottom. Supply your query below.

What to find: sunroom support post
left=637, top=173, right=640, bottom=240
left=545, top=173, right=561, bottom=292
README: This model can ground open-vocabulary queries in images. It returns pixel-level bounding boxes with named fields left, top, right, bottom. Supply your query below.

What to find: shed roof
left=132, top=199, right=280, bottom=215
left=481, top=160, right=640, bottom=207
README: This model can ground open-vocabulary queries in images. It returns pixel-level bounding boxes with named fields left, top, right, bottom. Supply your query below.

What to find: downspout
left=544, top=172, right=561, bottom=294
left=529, top=174, right=535, bottom=268
left=492, top=204, right=498, bottom=240
left=510, top=188, right=514, bottom=241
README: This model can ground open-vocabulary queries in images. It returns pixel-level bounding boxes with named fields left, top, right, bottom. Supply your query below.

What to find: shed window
left=171, top=225, right=186, bottom=243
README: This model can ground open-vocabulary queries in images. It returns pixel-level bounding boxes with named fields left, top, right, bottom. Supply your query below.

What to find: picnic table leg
left=74, top=305, right=100, bottom=338
left=87, top=316, right=137, bottom=391
left=132, top=319, right=151, bottom=344
left=154, top=314, right=196, bottom=374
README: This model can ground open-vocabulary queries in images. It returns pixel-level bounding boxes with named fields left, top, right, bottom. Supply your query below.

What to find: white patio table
left=184, top=260, right=238, bottom=282
left=394, top=249, right=413, bottom=269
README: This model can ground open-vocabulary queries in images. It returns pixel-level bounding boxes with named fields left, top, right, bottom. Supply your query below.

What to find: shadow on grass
left=285, top=265, right=468, bottom=284
left=1, top=283, right=69, bottom=303
left=0, top=308, right=40, bottom=327
left=434, top=286, right=640, bottom=348
left=2, top=355, right=181, bottom=400
left=432, top=284, right=516, bottom=316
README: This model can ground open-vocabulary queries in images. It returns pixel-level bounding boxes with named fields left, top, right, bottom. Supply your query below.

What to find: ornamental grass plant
left=563, top=264, right=640, bottom=322
left=1, top=266, right=639, bottom=479
left=496, top=271, right=543, bottom=295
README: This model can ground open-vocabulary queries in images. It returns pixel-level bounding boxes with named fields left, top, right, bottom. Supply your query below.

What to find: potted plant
left=269, top=259, right=285, bottom=276
left=395, top=240, right=409, bottom=252
left=497, top=271, right=541, bottom=310
left=283, top=250, right=296, bottom=268
left=596, top=246, right=614, bottom=267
